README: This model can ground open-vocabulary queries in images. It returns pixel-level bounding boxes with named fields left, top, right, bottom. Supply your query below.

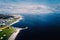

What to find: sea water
left=12, top=13, right=60, bottom=40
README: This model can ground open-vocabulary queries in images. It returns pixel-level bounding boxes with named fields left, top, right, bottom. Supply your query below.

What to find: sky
left=0, top=0, right=60, bottom=14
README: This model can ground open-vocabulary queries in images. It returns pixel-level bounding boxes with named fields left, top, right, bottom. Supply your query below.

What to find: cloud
left=0, top=4, right=57, bottom=14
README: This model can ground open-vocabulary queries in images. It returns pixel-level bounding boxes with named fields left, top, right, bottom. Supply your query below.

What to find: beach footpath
left=8, top=27, right=28, bottom=40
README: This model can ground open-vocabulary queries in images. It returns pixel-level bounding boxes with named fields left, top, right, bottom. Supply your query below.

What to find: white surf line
left=8, top=15, right=27, bottom=40
left=0, top=16, right=22, bottom=31
left=9, top=17, right=23, bottom=26
left=8, top=27, right=28, bottom=40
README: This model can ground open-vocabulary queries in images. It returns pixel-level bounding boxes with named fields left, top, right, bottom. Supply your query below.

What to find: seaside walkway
left=8, top=27, right=28, bottom=40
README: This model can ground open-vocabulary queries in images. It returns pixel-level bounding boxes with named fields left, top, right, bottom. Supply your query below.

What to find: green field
left=0, top=15, right=20, bottom=40
left=0, top=27, right=15, bottom=40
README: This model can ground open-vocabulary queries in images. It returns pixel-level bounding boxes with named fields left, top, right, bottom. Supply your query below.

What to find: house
left=0, top=22, right=5, bottom=27
left=0, top=14, right=15, bottom=27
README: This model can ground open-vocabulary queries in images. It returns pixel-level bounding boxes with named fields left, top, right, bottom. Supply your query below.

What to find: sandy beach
left=8, top=28, right=22, bottom=40
left=8, top=15, right=25, bottom=40
left=9, top=15, right=23, bottom=26
left=8, top=27, right=28, bottom=40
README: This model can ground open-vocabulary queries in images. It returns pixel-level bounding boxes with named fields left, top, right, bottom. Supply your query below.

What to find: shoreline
left=8, top=28, right=22, bottom=40
left=9, top=15, right=23, bottom=26
left=8, top=27, right=28, bottom=40
left=0, top=15, right=23, bottom=31
left=8, top=15, right=24, bottom=40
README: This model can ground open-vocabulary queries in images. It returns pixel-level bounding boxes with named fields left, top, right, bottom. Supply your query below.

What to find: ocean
left=12, top=13, right=60, bottom=40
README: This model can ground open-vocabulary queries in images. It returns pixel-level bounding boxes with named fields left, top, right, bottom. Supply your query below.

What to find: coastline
left=8, top=15, right=23, bottom=40
left=8, top=28, right=22, bottom=40
left=9, top=15, right=23, bottom=26
left=8, top=27, right=28, bottom=40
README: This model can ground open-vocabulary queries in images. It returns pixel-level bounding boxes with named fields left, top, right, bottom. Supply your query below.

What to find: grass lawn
left=0, top=17, right=20, bottom=40
left=0, top=26, right=15, bottom=40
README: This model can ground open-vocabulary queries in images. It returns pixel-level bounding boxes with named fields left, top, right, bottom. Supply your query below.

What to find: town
left=0, top=14, right=22, bottom=40
left=0, top=14, right=21, bottom=27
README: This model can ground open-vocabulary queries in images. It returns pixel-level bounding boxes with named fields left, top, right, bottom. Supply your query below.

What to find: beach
left=8, top=15, right=23, bottom=40
left=8, top=27, right=28, bottom=40
left=9, top=15, right=23, bottom=26
left=8, top=28, right=22, bottom=40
